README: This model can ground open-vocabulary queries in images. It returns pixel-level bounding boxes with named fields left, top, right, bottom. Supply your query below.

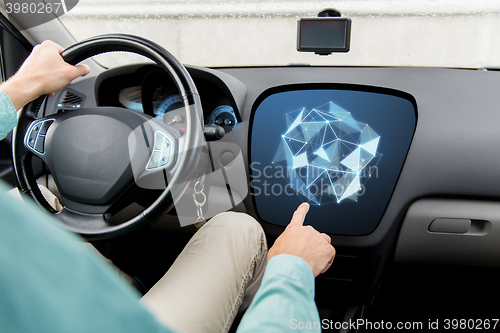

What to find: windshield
left=59, top=0, right=500, bottom=69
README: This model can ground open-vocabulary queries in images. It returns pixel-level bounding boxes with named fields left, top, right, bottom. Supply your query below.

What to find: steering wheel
left=12, top=34, right=204, bottom=240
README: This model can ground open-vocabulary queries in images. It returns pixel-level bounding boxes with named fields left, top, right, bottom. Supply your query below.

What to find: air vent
left=57, top=89, right=85, bottom=112
left=62, top=92, right=82, bottom=104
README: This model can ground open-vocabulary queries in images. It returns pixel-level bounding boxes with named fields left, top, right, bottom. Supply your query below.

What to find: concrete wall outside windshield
left=57, top=0, right=500, bottom=69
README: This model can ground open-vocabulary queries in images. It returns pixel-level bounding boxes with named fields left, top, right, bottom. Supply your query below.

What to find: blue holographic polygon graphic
left=273, top=101, right=382, bottom=205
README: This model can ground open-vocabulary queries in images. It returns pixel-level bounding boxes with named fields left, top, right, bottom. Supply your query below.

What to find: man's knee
left=203, top=212, right=267, bottom=253
left=208, top=212, right=263, bottom=235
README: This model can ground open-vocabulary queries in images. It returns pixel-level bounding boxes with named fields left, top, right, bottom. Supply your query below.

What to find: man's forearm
left=0, top=76, right=40, bottom=110
left=236, top=254, right=321, bottom=333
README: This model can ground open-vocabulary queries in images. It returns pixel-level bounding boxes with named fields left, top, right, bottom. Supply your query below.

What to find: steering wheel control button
left=147, top=151, right=161, bottom=169
left=146, top=131, right=171, bottom=170
left=159, top=155, right=168, bottom=167
left=39, top=120, right=54, bottom=135
left=25, top=119, right=54, bottom=155
left=34, top=136, right=45, bottom=153
left=161, top=138, right=171, bottom=164
left=33, top=135, right=45, bottom=153
left=27, top=128, right=39, bottom=148
left=154, top=136, right=163, bottom=150
left=28, top=136, right=36, bottom=148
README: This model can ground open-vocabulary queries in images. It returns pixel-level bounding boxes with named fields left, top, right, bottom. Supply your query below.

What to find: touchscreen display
left=250, top=88, right=416, bottom=235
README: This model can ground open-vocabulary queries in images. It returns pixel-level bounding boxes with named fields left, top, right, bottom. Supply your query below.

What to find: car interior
left=1, top=1, right=500, bottom=332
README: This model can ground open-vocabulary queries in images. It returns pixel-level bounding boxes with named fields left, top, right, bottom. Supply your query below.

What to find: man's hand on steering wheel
left=0, top=40, right=90, bottom=110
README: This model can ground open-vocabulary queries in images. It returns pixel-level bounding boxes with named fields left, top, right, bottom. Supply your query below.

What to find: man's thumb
left=75, top=64, right=90, bottom=77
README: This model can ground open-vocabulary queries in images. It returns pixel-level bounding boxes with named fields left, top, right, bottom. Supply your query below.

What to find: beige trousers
left=8, top=187, right=268, bottom=333
left=141, top=212, right=268, bottom=333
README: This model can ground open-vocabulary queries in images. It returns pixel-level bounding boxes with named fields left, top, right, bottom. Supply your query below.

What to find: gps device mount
left=297, top=9, right=351, bottom=56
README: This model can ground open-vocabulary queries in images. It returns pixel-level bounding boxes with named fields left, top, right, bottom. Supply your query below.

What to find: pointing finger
left=289, top=202, right=310, bottom=227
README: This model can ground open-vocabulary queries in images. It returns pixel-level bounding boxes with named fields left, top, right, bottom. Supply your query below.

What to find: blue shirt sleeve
left=237, top=254, right=321, bottom=333
left=0, top=89, right=18, bottom=140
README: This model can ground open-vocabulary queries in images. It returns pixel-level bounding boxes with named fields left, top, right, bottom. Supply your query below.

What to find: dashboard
left=42, top=63, right=500, bottom=307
